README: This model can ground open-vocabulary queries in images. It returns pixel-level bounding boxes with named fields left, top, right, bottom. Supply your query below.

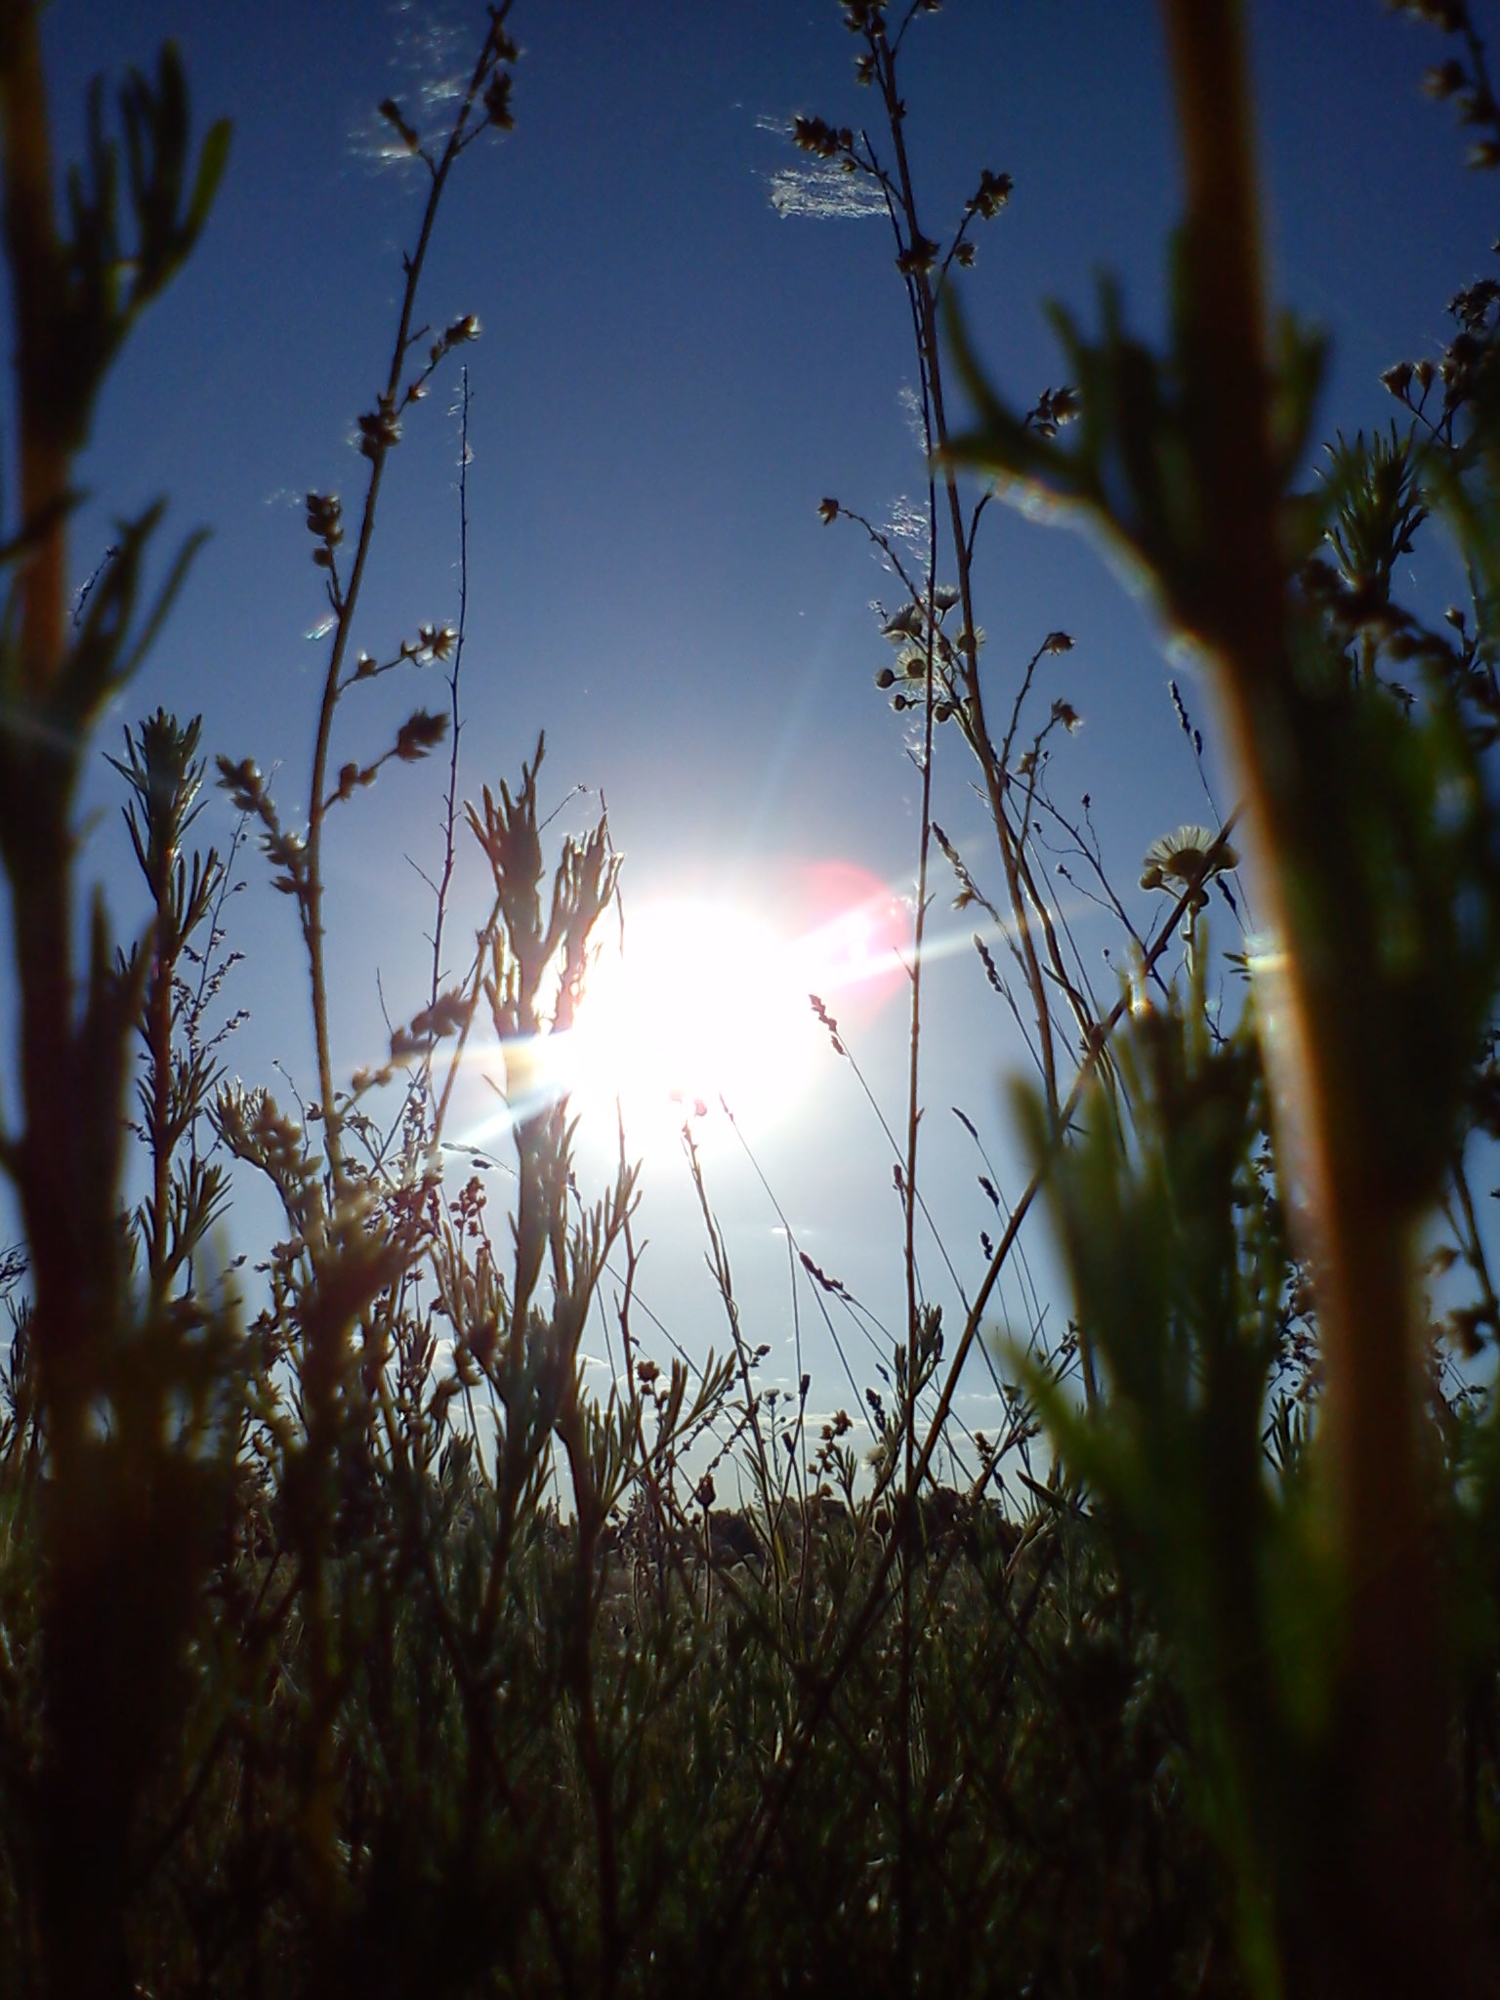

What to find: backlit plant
left=0, top=4, right=1496, bottom=1997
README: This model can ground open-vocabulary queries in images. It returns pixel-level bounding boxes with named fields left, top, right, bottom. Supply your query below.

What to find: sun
left=563, top=897, right=823, bottom=1149
left=449, top=868, right=908, bottom=1162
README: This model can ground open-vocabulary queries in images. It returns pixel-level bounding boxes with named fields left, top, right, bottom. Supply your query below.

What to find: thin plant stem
left=304, top=13, right=511, bottom=1181
left=429, top=366, right=472, bottom=1018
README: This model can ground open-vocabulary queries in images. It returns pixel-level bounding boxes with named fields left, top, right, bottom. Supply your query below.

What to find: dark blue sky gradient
left=8, top=0, right=1495, bottom=1441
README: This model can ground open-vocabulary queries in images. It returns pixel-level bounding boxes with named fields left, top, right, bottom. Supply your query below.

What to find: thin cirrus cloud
left=346, top=1, right=473, bottom=168
left=764, top=165, right=887, bottom=221
left=755, top=114, right=886, bottom=221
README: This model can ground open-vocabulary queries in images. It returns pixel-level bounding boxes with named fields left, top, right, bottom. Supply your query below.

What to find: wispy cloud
left=754, top=115, right=886, bottom=221
left=764, top=166, right=885, bottom=221
left=883, top=496, right=929, bottom=545
left=348, top=0, right=473, bottom=170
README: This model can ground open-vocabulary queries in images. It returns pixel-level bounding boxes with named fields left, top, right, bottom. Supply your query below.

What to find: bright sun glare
left=453, top=871, right=908, bottom=1160
left=566, top=900, right=818, bottom=1147
left=560, top=879, right=907, bottom=1152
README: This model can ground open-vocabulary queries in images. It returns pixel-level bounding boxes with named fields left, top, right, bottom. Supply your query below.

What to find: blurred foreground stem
left=1163, top=3, right=1459, bottom=1990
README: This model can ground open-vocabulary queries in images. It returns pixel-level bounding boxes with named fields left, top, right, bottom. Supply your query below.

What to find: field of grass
left=1, top=3, right=1500, bottom=1994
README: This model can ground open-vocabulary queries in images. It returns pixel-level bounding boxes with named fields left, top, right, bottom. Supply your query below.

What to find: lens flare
left=452, top=864, right=912, bottom=1159
left=563, top=865, right=907, bottom=1150
left=566, top=898, right=818, bottom=1146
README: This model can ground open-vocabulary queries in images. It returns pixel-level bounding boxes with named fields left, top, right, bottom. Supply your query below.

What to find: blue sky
left=9, top=0, right=1496, bottom=1456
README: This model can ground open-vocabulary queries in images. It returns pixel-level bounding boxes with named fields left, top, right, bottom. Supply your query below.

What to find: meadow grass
left=0, top=3, right=1498, bottom=1996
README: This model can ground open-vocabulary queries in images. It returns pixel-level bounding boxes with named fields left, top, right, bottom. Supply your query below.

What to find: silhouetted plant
left=947, top=2, right=1500, bottom=1993
left=2, top=4, right=1499, bottom=1998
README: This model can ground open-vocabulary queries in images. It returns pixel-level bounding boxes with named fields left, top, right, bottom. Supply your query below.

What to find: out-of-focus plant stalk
left=0, top=0, right=79, bottom=1442
left=0, top=1, right=66, bottom=697
left=1163, top=3, right=1460, bottom=1989
left=0, top=8, right=235, bottom=1993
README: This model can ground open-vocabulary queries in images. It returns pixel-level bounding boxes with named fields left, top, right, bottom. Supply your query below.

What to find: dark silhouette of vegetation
left=0, top=2, right=1497, bottom=1996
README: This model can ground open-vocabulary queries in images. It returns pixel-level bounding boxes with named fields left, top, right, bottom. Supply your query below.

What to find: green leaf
left=185, top=116, right=232, bottom=242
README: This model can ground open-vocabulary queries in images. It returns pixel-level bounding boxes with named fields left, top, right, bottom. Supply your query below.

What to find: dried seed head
left=357, top=398, right=402, bottom=459
left=793, top=114, right=846, bottom=159
left=896, top=232, right=941, bottom=277
left=1424, top=57, right=1468, bottom=98
left=968, top=168, right=1013, bottom=219
left=378, top=97, right=420, bottom=152
left=393, top=709, right=448, bottom=762
left=484, top=70, right=515, bottom=130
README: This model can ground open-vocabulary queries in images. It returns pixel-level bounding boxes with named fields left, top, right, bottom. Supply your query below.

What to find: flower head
left=1139, top=824, right=1238, bottom=910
